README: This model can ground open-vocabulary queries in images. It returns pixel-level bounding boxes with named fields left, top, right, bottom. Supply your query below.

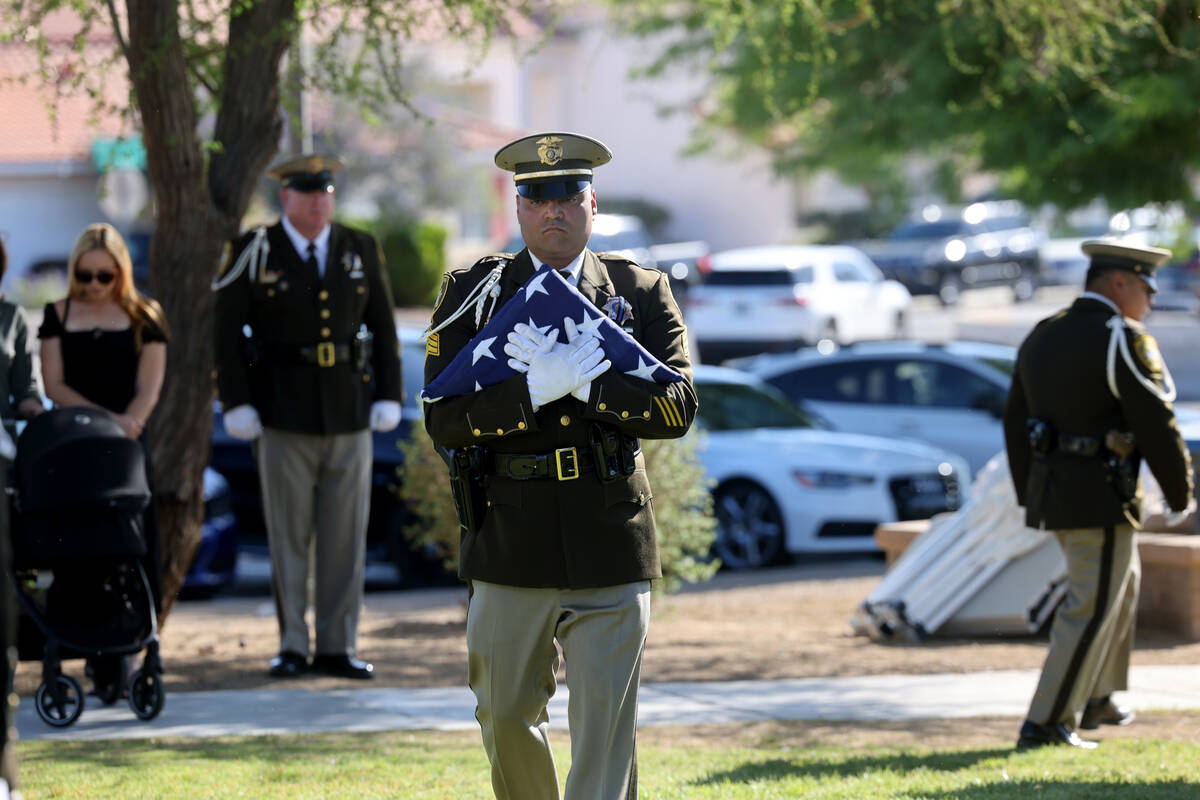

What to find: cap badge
left=537, top=136, right=564, bottom=166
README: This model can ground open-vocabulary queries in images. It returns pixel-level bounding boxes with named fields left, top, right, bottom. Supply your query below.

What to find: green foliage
left=618, top=0, right=1200, bottom=209
left=343, top=217, right=447, bottom=307
left=399, top=423, right=718, bottom=594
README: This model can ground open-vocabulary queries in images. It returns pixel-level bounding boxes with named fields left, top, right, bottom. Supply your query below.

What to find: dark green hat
left=1081, top=239, right=1171, bottom=292
left=267, top=153, right=343, bottom=192
left=494, top=132, right=612, bottom=200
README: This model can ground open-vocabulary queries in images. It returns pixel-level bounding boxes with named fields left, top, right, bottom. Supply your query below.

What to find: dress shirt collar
left=281, top=215, right=332, bottom=277
left=528, top=249, right=585, bottom=287
left=1079, top=291, right=1121, bottom=315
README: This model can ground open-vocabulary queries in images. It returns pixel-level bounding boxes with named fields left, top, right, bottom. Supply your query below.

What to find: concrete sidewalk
left=17, top=664, right=1200, bottom=742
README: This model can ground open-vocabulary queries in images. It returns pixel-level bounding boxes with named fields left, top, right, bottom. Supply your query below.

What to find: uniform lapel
left=501, top=250, right=537, bottom=302
left=325, top=223, right=344, bottom=287
left=577, top=249, right=613, bottom=311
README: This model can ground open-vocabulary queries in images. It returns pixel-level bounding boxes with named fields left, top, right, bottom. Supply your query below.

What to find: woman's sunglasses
left=76, top=270, right=116, bottom=285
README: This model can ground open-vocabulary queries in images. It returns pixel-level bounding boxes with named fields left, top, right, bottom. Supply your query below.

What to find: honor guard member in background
left=1004, top=239, right=1194, bottom=750
left=424, top=132, right=697, bottom=800
left=213, top=154, right=403, bottom=680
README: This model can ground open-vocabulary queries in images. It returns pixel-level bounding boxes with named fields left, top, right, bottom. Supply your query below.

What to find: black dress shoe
left=1016, top=720, right=1098, bottom=750
left=1081, top=697, right=1135, bottom=729
left=311, top=654, right=374, bottom=680
left=268, top=651, right=309, bottom=678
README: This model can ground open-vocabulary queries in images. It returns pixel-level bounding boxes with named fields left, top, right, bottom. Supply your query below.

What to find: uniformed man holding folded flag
left=1004, top=239, right=1194, bottom=750
left=423, top=132, right=697, bottom=800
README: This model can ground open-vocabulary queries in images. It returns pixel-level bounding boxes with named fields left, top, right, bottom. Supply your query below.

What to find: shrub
left=343, top=216, right=447, bottom=307
left=399, top=424, right=718, bottom=595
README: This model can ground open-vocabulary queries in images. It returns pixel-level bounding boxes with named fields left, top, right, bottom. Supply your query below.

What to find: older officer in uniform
left=213, top=154, right=402, bottom=680
left=1004, top=239, right=1193, bottom=749
left=424, top=132, right=697, bottom=800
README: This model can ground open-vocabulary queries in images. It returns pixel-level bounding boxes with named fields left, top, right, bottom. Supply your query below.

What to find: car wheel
left=712, top=480, right=785, bottom=570
left=938, top=274, right=962, bottom=306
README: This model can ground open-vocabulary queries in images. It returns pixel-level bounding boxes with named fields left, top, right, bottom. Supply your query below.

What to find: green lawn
left=16, top=722, right=1200, bottom=799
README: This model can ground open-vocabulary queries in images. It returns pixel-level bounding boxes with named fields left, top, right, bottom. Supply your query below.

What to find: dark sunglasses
left=76, top=269, right=116, bottom=285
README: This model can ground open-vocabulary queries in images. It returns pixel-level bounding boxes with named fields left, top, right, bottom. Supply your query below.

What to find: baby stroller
left=9, top=406, right=164, bottom=727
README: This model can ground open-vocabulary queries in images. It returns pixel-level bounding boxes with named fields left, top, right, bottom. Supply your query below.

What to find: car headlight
left=793, top=470, right=876, bottom=489
left=943, top=239, right=968, bottom=262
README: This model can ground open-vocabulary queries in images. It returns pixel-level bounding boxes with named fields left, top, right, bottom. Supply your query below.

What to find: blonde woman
left=38, top=223, right=169, bottom=437
left=36, top=222, right=170, bottom=702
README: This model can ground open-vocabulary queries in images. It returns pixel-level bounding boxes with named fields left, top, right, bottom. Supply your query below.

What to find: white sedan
left=684, top=244, right=911, bottom=362
left=693, top=366, right=970, bottom=569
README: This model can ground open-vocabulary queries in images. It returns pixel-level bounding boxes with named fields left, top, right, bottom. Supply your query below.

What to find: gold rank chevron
left=655, top=395, right=683, bottom=427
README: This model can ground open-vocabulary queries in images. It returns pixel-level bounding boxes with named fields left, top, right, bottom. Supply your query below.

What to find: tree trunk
left=123, top=0, right=295, bottom=620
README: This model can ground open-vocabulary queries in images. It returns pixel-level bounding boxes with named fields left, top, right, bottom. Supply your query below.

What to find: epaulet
left=477, top=252, right=515, bottom=266
left=595, top=251, right=637, bottom=265
left=1123, top=317, right=1148, bottom=335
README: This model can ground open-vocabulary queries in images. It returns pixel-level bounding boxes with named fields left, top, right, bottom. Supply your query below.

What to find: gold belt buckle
left=554, top=447, right=579, bottom=481
left=316, top=341, right=336, bottom=367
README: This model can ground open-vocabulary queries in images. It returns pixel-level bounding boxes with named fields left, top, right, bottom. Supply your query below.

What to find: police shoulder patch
left=1134, top=333, right=1163, bottom=374
left=432, top=274, right=450, bottom=314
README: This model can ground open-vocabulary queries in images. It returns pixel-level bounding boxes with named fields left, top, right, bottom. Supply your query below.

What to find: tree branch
left=103, top=0, right=132, bottom=63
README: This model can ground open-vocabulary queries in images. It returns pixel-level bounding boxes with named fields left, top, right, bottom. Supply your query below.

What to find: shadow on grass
left=695, top=748, right=1011, bottom=785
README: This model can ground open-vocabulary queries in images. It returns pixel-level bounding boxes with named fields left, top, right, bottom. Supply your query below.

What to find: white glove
left=223, top=404, right=262, bottom=440
left=507, top=322, right=610, bottom=409
left=1163, top=496, right=1197, bottom=528
left=563, top=316, right=601, bottom=402
left=370, top=400, right=402, bottom=432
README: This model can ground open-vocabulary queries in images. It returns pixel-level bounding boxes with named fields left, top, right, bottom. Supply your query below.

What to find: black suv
left=866, top=203, right=1047, bottom=305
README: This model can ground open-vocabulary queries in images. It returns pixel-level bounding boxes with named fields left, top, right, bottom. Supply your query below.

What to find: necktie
left=306, top=242, right=319, bottom=278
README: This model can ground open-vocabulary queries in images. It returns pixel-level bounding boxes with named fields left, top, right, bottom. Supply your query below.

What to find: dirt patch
left=15, top=570, right=1200, bottom=696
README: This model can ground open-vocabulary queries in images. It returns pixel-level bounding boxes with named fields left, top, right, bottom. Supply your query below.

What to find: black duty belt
left=491, top=448, right=596, bottom=481
left=1055, top=432, right=1101, bottom=457
left=265, top=342, right=352, bottom=368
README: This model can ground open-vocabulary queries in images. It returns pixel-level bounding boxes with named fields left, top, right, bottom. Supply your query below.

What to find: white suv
left=684, top=245, right=911, bottom=363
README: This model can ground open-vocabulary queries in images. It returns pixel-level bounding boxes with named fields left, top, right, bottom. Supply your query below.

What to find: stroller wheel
left=35, top=675, right=85, bottom=728
left=127, top=669, right=164, bottom=721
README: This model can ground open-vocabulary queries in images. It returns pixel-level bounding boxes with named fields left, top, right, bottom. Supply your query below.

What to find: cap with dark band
left=267, top=153, right=344, bottom=193
left=1081, top=239, right=1172, bottom=293
left=494, top=132, right=612, bottom=200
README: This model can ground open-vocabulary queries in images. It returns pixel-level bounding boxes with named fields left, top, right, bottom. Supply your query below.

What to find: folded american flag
left=422, top=265, right=683, bottom=403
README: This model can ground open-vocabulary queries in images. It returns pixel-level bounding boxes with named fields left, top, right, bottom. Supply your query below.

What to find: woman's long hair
left=67, top=223, right=170, bottom=350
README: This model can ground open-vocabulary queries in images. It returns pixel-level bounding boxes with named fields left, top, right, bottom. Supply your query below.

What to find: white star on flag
left=471, top=336, right=497, bottom=365
left=624, top=357, right=658, bottom=381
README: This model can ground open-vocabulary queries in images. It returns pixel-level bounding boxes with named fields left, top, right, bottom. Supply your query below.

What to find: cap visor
left=517, top=179, right=591, bottom=200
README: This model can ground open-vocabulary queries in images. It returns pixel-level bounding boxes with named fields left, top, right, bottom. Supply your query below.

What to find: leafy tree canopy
left=618, top=0, right=1200, bottom=211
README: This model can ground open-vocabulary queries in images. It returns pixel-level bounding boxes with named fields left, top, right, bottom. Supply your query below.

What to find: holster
left=353, top=325, right=374, bottom=371
left=590, top=423, right=639, bottom=483
left=1105, top=453, right=1139, bottom=505
left=445, top=446, right=488, bottom=535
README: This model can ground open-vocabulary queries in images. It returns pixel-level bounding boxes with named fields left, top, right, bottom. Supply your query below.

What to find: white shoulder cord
left=1105, top=316, right=1176, bottom=403
left=210, top=227, right=269, bottom=291
left=419, top=260, right=507, bottom=343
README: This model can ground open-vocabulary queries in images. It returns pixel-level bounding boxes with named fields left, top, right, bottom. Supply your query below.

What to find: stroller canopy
left=15, top=407, right=150, bottom=514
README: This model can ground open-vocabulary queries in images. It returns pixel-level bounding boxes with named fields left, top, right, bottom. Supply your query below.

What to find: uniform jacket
left=1003, top=296, right=1193, bottom=529
left=213, top=221, right=402, bottom=435
left=424, top=248, right=697, bottom=589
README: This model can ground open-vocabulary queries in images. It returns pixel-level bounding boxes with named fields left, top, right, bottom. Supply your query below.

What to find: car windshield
left=696, top=380, right=825, bottom=431
left=888, top=220, right=969, bottom=240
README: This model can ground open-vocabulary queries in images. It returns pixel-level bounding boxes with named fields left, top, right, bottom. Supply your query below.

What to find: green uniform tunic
left=423, top=248, right=697, bottom=590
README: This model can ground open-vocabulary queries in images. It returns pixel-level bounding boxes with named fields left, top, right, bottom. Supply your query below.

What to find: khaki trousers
left=1027, top=524, right=1139, bottom=728
left=466, top=580, right=652, bottom=800
left=256, top=427, right=372, bottom=657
